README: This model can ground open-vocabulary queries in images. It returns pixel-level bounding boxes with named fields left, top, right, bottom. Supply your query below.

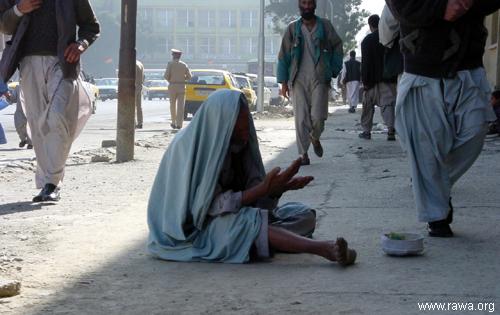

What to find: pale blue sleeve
left=208, top=190, right=242, bottom=217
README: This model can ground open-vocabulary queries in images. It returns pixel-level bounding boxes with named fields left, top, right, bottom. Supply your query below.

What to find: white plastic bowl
left=381, top=233, right=424, bottom=256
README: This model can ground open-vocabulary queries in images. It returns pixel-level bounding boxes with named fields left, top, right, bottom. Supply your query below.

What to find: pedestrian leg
left=378, top=82, right=397, bottom=140
left=291, top=81, right=312, bottom=157
left=360, top=87, right=376, bottom=138
left=14, top=99, right=31, bottom=147
left=395, top=75, right=454, bottom=223
left=169, top=91, right=178, bottom=128
left=176, top=92, right=186, bottom=128
left=310, top=83, right=329, bottom=139
left=135, top=90, right=143, bottom=128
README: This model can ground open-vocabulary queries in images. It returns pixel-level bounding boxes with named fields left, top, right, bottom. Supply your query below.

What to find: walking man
left=341, top=51, right=361, bottom=113
left=359, top=15, right=397, bottom=141
left=0, top=0, right=100, bottom=202
left=387, top=0, right=499, bottom=236
left=164, top=49, right=191, bottom=130
left=277, top=0, right=343, bottom=165
left=135, top=59, right=145, bottom=129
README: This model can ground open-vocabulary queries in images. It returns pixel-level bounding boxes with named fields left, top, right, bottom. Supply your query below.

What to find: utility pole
left=116, top=0, right=137, bottom=162
left=257, top=0, right=265, bottom=112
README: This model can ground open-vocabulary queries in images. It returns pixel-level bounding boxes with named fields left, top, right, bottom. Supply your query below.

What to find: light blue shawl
left=147, top=89, right=265, bottom=263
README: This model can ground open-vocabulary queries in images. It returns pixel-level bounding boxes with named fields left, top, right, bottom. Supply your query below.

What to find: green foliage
left=266, top=0, right=369, bottom=53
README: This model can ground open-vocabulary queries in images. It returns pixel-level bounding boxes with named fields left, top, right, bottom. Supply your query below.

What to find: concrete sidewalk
left=0, top=105, right=499, bottom=314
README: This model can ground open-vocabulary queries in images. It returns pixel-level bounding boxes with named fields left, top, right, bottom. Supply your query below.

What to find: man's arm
left=326, top=21, right=344, bottom=78
left=164, top=63, right=171, bottom=83
left=360, top=37, right=370, bottom=88
left=340, top=62, right=346, bottom=84
left=75, top=0, right=100, bottom=48
left=379, top=5, right=400, bottom=48
left=386, top=0, right=449, bottom=27
left=64, top=0, right=100, bottom=63
left=277, top=24, right=293, bottom=84
left=0, top=0, right=30, bottom=35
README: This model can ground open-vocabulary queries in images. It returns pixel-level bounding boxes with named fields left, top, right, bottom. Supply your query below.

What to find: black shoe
left=310, top=137, right=323, bottom=158
left=32, top=189, right=45, bottom=202
left=387, top=132, right=396, bottom=141
left=359, top=132, right=371, bottom=140
left=27, top=144, right=33, bottom=150
left=348, top=107, right=356, bottom=113
left=428, top=220, right=454, bottom=237
left=32, top=184, right=60, bottom=202
left=300, top=153, right=310, bottom=166
left=135, top=124, right=143, bottom=129
left=19, top=140, right=27, bottom=148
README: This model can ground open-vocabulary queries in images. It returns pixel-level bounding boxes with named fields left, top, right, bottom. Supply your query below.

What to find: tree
left=266, top=0, right=369, bottom=53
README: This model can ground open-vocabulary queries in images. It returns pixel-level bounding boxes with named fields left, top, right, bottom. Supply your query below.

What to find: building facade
left=93, top=0, right=282, bottom=74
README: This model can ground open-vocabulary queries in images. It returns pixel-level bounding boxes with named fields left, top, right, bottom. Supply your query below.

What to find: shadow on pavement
left=11, top=108, right=500, bottom=315
left=0, top=201, right=49, bottom=216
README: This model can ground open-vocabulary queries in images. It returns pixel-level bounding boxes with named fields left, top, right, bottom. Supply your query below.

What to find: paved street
left=0, top=99, right=173, bottom=167
left=0, top=103, right=499, bottom=314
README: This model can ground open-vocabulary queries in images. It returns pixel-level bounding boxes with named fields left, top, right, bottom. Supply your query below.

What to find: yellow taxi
left=185, top=69, right=240, bottom=118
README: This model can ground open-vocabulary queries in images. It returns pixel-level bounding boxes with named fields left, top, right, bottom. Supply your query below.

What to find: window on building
left=240, top=10, right=257, bottom=29
left=220, top=37, right=237, bottom=56
left=265, top=36, right=279, bottom=55
left=177, top=9, right=194, bottom=28
left=164, top=37, right=173, bottom=54
left=492, top=11, right=499, bottom=46
left=240, top=36, right=258, bottom=55
left=219, top=10, right=236, bottom=28
left=176, top=37, right=194, bottom=56
left=199, top=37, right=216, bottom=56
left=156, top=9, right=169, bottom=27
left=198, top=10, right=215, bottom=28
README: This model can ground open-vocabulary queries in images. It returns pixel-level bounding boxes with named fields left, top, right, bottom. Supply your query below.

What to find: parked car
left=144, top=80, right=169, bottom=100
left=185, top=69, right=240, bottom=118
left=239, top=73, right=272, bottom=107
left=234, top=74, right=257, bottom=107
left=264, top=76, right=285, bottom=105
left=94, top=78, right=118, bottom=101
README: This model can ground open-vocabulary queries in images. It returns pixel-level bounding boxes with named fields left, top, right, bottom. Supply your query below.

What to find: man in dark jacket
left=359, top=15, right=397, bottom=141
left=387, top=0, right=499, bottom=237
left=0, top=0, right=100, bottom=202
left=341, top=50, right=361, bottom=113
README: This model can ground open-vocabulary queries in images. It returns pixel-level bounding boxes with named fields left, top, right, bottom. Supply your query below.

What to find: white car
left=264, top=76, right=284, bottom=105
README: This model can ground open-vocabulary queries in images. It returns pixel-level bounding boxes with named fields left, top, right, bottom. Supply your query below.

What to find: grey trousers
left=169, top=86, right=186, bottom=128
left=361, top=82, right=397, bottom=133
left=14, top=98, right=31, bottom=145
left=291, top=78, right=330, bottom=155
left=395, top=68, right=495, bottom=222
left=20, top=56, right=79, bottom=188
left=135, top=88, right=143, bottom=126
left=346, top=81, right=360, bottom=109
